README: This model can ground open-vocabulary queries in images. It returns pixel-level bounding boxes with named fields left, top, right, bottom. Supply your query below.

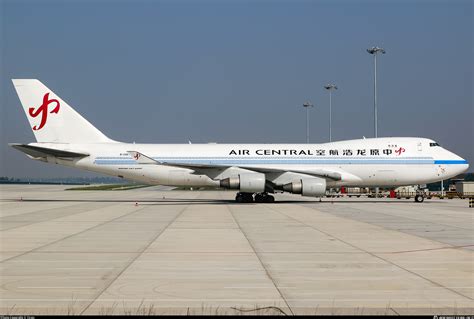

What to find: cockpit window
left=430, top=142, right=440, bottom=147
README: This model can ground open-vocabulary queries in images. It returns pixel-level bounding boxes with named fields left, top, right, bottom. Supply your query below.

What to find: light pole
left=324, top=84, right=337, bottom=142
left=303, top=101, right=313, bottom=143
left=367, top=46, right=385, bottom=138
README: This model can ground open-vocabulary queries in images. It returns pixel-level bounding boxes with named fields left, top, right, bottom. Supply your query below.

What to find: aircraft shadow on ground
left=2, top=198, right=442, bottom=205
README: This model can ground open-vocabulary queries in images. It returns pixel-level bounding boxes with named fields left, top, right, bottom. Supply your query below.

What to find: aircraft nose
left=442, top=149, right=469, bottom=176
left=454, top=155, right=469, bottom=175
left=459, top=160, right=469, bottom=174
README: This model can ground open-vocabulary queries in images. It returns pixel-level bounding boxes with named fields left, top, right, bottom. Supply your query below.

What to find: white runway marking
left=55, top=267, right=115, bottom=270
left=1, top=298, right=470, bottom=302
left=224, top=286, right=272, bottom=289
left=18, top=287, right=95, bottom=289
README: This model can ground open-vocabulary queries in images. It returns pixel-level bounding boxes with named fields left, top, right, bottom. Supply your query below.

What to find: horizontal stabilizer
left=127, top=151, right=160, bottom=164
left=10, top=143, right=89, bottom=158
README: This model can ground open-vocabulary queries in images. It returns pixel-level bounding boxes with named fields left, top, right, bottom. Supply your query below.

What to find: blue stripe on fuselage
left=92, top=158, right=468, bottom=165
left=434, top=160, right=468, bottom=165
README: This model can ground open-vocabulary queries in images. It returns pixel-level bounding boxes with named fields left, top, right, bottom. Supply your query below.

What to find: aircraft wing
left=127, top=151, right=342, bottom=181
left=10, top=143, right=89, bottom=159
left=127, top=151, right=159, bottom=164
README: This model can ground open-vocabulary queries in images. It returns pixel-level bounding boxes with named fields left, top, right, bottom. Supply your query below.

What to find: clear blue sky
left=1, top=0, right=472, bottom=178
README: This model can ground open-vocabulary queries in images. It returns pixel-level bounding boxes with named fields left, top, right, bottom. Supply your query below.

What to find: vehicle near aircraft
left=10, top=79, right=469, bottom=203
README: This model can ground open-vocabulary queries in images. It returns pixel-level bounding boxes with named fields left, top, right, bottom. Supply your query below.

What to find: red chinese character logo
left=134, top=153, right=140, bottom=160
left=28, top=93, right=60, bottom=130
left=395, top=147, right=406, bottom=156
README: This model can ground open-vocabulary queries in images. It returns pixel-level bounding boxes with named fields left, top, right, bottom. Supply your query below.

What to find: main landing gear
left=255, top=193, right=275, bottom=203
left=235, top=192, right=253, bottom=203
left=235, top=192, right=275, bottom=203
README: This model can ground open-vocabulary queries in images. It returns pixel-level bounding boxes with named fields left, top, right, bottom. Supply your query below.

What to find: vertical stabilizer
left=12, top=79, right=114, bottom=143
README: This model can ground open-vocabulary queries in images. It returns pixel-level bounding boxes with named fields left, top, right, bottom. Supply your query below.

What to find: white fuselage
left=33, top=137, right=468, bottom=189
left=11, top=79, right=469, bottom=195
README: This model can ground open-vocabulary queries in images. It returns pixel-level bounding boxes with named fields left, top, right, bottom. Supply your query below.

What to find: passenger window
left=430, top=142, right=440, bottom=147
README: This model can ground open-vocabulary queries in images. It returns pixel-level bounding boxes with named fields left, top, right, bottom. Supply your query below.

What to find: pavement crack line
left=324, top=203, right=473, bottom=232
left=0, top=202, right=112, bottom=231
left=305, top=204, right=474, bottom=251
left=266, top=204, right=474, bottom=303
left=79, top=204, right=191, bottom=314
left=1, top=205, right=149, bottom=264
left=379, top=244, right=474, bottom=254
left=225, top=204, right=295, bottom=315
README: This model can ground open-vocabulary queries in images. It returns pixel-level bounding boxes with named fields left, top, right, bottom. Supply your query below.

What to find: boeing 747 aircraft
left=10, top=79, right=469, bottom=203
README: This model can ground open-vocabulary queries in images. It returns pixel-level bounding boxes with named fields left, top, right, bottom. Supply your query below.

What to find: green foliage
left=66, top=184, right=149, bottom=191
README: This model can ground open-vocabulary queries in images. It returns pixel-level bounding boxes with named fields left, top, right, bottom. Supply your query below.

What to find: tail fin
left=12, top=79, right=114, bottom=143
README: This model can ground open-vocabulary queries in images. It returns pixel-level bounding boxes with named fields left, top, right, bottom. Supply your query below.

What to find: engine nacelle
left=282, top=178, right=326, bottom=197
left=220, top=173, right=266, bottom=193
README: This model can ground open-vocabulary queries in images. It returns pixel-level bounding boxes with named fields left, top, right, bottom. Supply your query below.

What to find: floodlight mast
left=324, top=84, right=338, bottom=142
left=367, top=46, right=386, bottom=138
left=302, top=101, right=314, bottom=144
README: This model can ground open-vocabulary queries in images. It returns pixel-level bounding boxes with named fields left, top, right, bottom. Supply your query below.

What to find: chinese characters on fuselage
left=229, top=147, right=405, bottom=156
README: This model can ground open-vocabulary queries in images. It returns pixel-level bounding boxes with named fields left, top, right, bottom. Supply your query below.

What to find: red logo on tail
left=28, top=93, right=60, bottom=130
left=395, top=147, right=406, bottom=156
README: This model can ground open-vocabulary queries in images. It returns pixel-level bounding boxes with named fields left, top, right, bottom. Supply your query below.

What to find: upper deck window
left=430, top=142, right=440, bottom=147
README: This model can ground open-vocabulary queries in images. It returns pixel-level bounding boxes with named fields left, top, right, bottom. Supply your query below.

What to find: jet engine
left=282, top=178, right=326, bottom=197
left=220, top=173, right=266, bottom=193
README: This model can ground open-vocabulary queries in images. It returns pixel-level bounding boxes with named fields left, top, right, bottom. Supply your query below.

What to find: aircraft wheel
left=254, top=193, right=264, bottom=203
left=244, top=193, right=254, bottom=203
left=255, top=193, right=275, bottom=203
left=236, top=192, right=254, bottom=203
left=235, top=193, right=244, bottom=203
left=414, top=194, right=424, bottom=203
left=264, top=195, right=275, bottom=203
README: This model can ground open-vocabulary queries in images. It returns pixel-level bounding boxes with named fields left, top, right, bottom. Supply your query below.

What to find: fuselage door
left=417, top=142, right=423, bottom=152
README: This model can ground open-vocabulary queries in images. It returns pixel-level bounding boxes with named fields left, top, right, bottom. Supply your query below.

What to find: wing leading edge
left=127, top=151, right=342, bottom=181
